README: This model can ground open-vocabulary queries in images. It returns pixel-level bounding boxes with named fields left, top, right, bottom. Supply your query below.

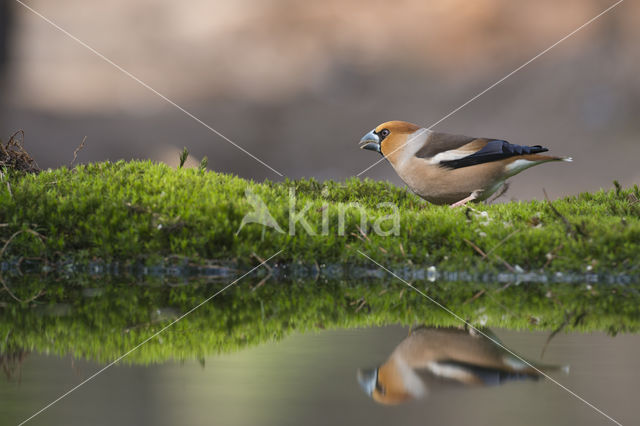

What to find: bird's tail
left=519, top=154, right=572, bottom=163
left=503, top=354, right=571, bottom=376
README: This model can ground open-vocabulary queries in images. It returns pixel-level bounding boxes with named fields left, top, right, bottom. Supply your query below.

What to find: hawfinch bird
left=359, top=121, right=572, bottom=206
left=357, top=327, right=568, bottom=405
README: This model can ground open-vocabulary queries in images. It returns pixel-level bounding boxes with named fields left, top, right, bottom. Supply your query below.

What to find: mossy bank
left=2, top=275, right=638, bottom=365
left=1, top=160, right=640, bottom=273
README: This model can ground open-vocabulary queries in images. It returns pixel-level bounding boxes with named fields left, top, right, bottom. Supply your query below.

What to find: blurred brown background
left=0, top=0, right=638, bottom=200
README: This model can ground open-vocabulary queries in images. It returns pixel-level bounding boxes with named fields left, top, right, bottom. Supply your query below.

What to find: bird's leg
left=486, top=182, right=510, bottom=204
left=450, top=190, right=483, bottom=208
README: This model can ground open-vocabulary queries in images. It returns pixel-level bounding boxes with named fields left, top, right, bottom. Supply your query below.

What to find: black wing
left=434, top=361, right=541, bottom=386
left=439, top=140, right=549, bottom=169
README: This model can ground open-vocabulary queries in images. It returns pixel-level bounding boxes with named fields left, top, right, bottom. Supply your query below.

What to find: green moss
left=1, top=274, right=638, bottom=365
left=1, top=160, right=639, bottom=273
left=2, top=161, right=638, bottom=366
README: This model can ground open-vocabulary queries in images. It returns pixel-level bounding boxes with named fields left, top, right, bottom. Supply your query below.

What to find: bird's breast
left=391, top=157, right=506, bottom=205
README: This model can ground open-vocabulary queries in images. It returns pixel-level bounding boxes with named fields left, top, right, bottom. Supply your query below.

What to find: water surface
left=3, top=326, right=639, bottom=425
left=1, top=272, right=639, bottom=425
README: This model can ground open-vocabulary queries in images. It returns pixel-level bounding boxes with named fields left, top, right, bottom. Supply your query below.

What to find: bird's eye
left=380, top=129, right=390, bottom=137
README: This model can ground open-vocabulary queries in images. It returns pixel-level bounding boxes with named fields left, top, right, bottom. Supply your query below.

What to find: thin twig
left=543, top=188, right=573, bottom=236
left=540, top=313, right=571, bottom=359
left=463, top=289, right=486, bottom=305
left=485, top=229, right=520, bottom=257
left=494, top=255, right=516, bottom=273
left=0, top=276, right=23, bottom=303
left=355, top=298, right=367, bottom=313
left=70, top=136, right=87, bottom=166
left=356, top=225, right=371, bottom=243
left=0, top=229, right=47, bottom=259
left=349, top=297, right=364, bottom=306
left=251, top=252, right=273, bottom=291
left=463, top=238, right=487, bottom=258
left=464, top=237, right=515, bottom=272
left=0, top=275, right=45, bottom=303
left=543, top=244, right=564, bottom=268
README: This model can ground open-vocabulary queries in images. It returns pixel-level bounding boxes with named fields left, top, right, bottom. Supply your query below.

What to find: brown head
left=359, top=121, right=422, bottom=161
left=357, top=361, right=417, bottom=405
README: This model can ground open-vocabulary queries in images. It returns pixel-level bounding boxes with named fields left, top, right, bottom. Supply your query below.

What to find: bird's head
left=359, top=121, right=422, bottom=158
left=357, top=363, right=415, bottom=405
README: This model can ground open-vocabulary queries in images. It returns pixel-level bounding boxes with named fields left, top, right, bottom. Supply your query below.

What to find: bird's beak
left=357, top=368, right=378, bottom=396
left=359, top=129, right=381, bottom=154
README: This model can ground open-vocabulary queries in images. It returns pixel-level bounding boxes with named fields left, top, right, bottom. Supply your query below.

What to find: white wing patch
left=505, top=159, right=538, bottom=175
left=427, top=362, right=476, bottom=382
left=397, top=360, right=427, bottom=398
left=502, top=355, right=528, bottom=371
left=427, top=150, right=474, bottom=165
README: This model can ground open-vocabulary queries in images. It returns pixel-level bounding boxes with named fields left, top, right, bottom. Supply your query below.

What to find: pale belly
left=395, top=161, right=506, bottom=205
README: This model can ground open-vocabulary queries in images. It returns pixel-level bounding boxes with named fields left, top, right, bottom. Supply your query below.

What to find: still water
left=1, top=273, right=639, bottom=425
left=4, top=328, right=640, bottom=425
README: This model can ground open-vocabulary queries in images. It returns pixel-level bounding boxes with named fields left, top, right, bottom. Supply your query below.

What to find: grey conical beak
left=357, top=368, right=378, bottom=396
left=359, top=130, right=381, bottom=154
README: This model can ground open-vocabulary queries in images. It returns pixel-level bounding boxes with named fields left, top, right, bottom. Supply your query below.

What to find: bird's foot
left=486, top=183, right=510, bottom=204
left=450, top=190, right=483, bottom=208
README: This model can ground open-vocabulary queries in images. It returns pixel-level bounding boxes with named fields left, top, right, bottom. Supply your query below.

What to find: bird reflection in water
left=357, top=326, right=569, bottom=405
